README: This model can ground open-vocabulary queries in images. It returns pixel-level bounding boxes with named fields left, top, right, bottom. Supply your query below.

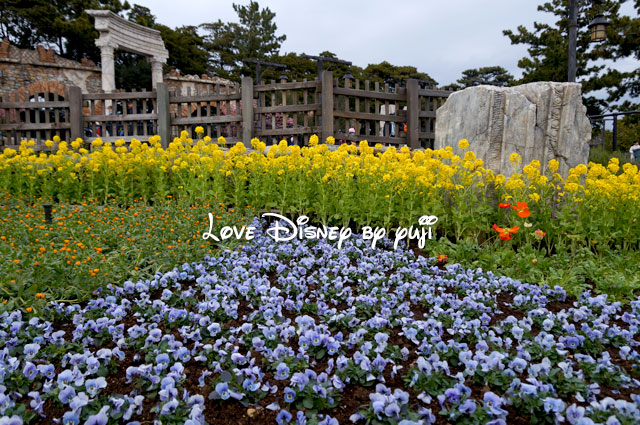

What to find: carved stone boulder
left=434, top=82, right=592, bottom=177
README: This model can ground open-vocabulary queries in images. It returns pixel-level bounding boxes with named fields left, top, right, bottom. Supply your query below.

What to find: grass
left=0, top=193, right=251, bottom=312
left=430, top=236, right=640, bottom=302
left=589, top=146, right=637, bottom=168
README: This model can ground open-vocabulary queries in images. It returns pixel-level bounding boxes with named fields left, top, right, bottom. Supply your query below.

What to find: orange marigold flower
left=498, top=202, right=511, bottom=209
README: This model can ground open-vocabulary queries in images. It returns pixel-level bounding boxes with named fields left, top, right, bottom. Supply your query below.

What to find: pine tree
left=201, top=1, right=286, bottom=80
left=504, top=0, right=639, bottom=114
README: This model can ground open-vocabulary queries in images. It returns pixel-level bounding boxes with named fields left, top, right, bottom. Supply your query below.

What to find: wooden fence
left=253, top=78, right=321, bottom=146
left=83, top=90, right=158, bottom=142
left=0, top=71, right=453, bottom=150
left=168, top=82, right=243, bottom=144
left=0, top=86, right=82, bottom=145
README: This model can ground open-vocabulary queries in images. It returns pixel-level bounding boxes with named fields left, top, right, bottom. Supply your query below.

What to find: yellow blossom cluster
left=1, top=135, right=639, bottom=230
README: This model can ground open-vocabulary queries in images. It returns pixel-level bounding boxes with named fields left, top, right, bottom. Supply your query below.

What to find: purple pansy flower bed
left=1, top=218, right=640, bottom=425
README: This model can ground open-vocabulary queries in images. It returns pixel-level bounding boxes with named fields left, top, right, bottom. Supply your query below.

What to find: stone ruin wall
left=0, top=38, right=236, bottom=115
left=0, top=39, right=102, bottom=102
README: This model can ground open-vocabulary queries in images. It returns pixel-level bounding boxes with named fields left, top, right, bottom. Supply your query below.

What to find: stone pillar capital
left=150, top=55, right=168, bottom=65
left=95, top=37, right=118, bottom=52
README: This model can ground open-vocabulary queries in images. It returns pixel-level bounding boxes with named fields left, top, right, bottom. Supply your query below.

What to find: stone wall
left=0, top=39, right=102, bottom=101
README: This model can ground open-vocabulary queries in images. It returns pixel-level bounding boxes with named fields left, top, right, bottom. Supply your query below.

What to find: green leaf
left=303, top=397, right=314, bottom=409
left=220, top=370, right=233, bottom=382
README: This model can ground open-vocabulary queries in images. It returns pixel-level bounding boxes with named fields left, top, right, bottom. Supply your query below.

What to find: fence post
left=241, top=76, right=254, bottom=143
left=612, top=116, right=618, bottom=151
left=406, top=79, right=420, bottom=149
left=321, top=70, right=334, bottom=142
left=156, top=82, right=170, bottom=149
left=68, top=86, right=83, bottom=141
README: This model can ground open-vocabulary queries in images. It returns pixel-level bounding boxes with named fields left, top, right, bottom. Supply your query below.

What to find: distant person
left=126, top=101, right=134, bottom=135
left=106, top=105, right=113, bottom=136
left=630, top=141, right=640, bottom=161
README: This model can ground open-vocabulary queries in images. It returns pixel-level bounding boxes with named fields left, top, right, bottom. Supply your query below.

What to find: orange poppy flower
left=493, top=224, right=519, bottom=241
left=512, top=201, right=531, bottom=218
left=437, top=254, right=448, bottom=262
left=512, top=201, right=529, bottom=211
left=499, top=233, right=512, bottom=241
left=498, top=202, right=511, bottom=209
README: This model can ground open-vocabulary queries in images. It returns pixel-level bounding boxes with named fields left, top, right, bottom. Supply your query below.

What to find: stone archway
left=9, top=81, right=68, bottom=102
left=87, top=10, right=169, bottom=92
left=2, top=81, right=71, bottom=142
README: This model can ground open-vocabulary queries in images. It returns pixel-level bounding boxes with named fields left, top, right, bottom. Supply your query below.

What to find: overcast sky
left=132, top=0, right=638, bottom=87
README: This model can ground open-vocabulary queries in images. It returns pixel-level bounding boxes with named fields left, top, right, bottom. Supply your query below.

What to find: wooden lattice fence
left=0, top=71, right=453, bottom=150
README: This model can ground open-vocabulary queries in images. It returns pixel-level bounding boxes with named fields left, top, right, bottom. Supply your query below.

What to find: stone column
left=97, top=42, right=116, bottom=93
left=151, top=57, right=165, bottom=88
left=96, top=40, right=117, bottom=135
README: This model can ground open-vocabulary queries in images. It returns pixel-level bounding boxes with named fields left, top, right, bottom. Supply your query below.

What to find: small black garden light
left=588, top=14, right=609, bottom=42
left=43, top=204, right=53, bottom=223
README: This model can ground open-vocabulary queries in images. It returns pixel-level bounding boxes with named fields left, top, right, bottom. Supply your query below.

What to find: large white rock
left=435, top=82, right=592, bottom=177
